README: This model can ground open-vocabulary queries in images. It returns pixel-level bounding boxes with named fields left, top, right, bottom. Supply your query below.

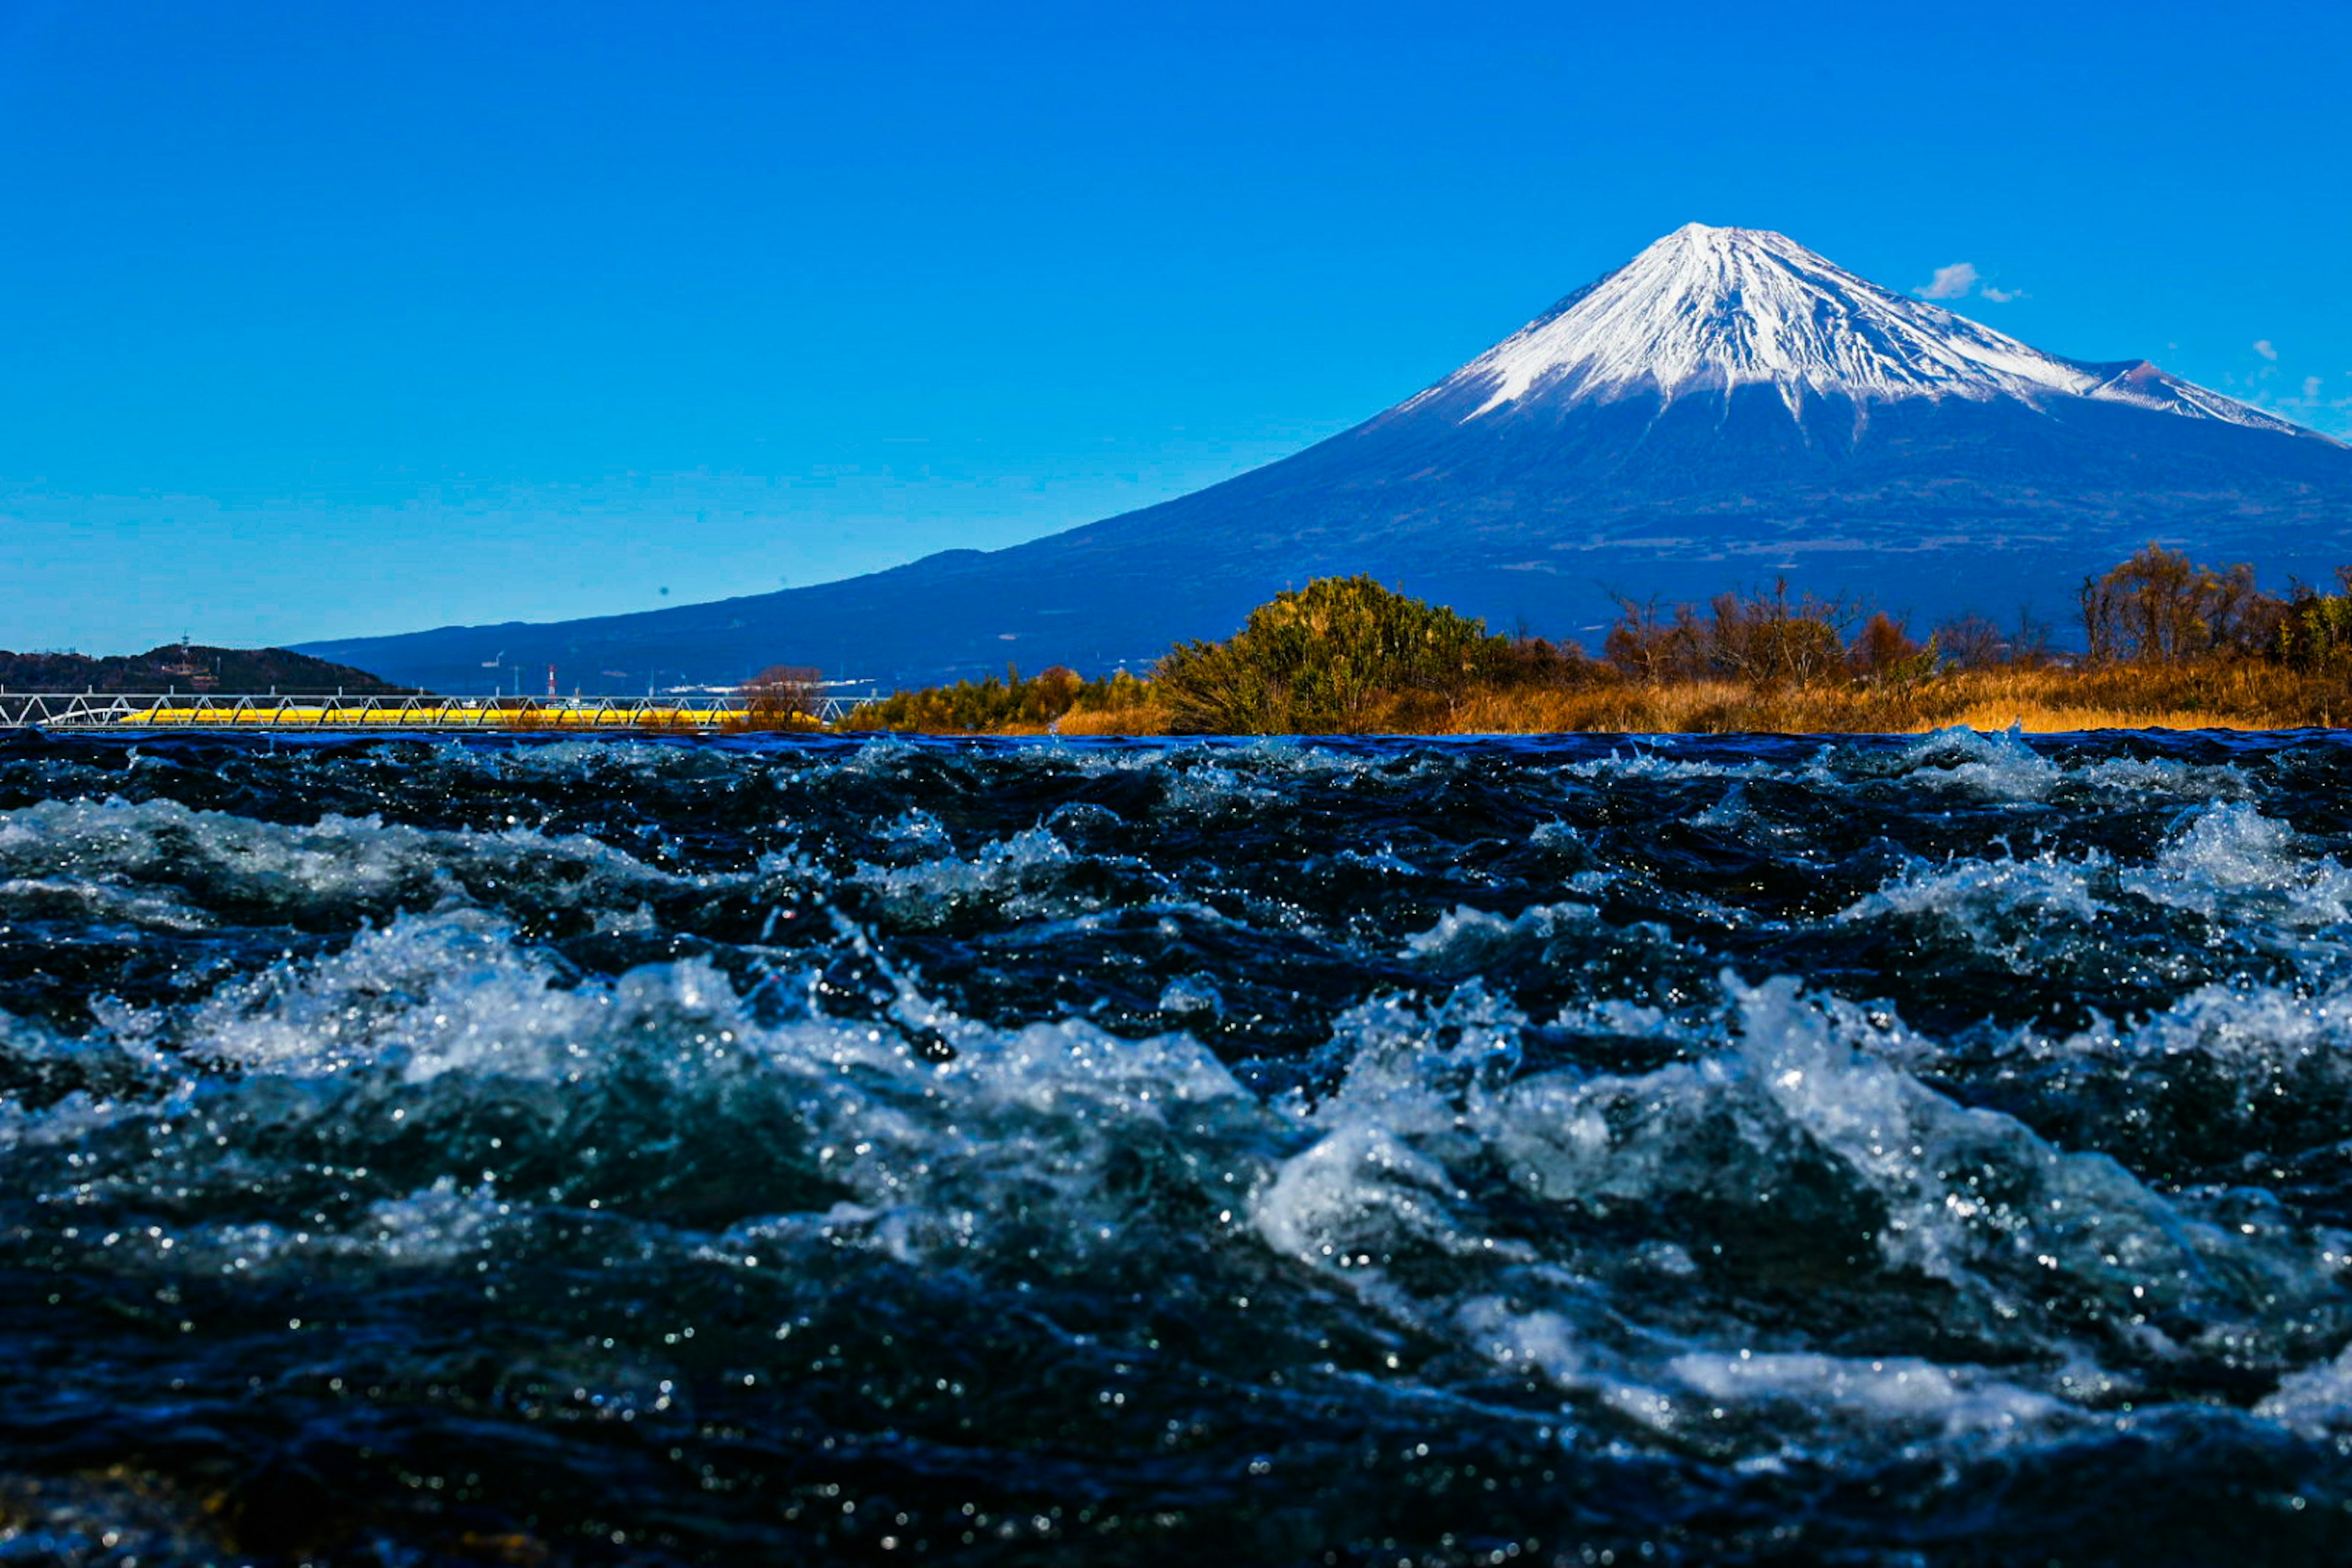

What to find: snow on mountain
left=1414, top=222, right=2311, bottom=436
left=300, top=222, right=2352, bottom=692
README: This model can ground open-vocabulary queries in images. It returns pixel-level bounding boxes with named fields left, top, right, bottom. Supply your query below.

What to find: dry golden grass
left=840, top=705, right=1169, bottom=738
left=1423, top=665, right=2350, bottom=734
left=1915, top=663, right=2350, bottom=734
left=1046, top=705, right=1174, bottom=736
left=845, top=662, right=2352, bottom=736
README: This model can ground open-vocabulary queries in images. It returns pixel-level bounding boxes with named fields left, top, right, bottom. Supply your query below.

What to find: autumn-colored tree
left=1845, top=611, right=1940, bottom=684
left=1705, top=579, right=1852, bottom=687
left=2079, top=544, right=2279, bottom=663
left=737, top=665, right=822, bottom=728
left=1602, top=595, right=1709, bottom=682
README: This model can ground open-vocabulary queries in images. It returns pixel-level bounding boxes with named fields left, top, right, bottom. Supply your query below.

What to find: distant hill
left=0, top=644, right=418, bottom=695
left=296, top=224, right=2352, bottom=694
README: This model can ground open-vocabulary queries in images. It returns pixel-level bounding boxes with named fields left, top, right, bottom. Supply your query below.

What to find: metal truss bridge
left=0, top=693, right=858, bottom=732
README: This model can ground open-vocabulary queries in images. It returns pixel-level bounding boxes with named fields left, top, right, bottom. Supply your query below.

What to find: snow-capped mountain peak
left=1417, top=223, right=2307, bottom=435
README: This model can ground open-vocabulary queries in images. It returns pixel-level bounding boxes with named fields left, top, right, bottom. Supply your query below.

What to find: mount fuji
left=301, top=224, right=2352, bottom=692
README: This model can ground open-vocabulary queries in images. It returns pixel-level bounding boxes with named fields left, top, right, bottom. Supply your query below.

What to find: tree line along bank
left=831, top=548, right=2352, bottom=736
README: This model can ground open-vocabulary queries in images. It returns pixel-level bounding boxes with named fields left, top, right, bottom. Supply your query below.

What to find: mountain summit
left=301, top=226, right=2352, bottom=693
left=1414, top=224, right=2307, bottom=433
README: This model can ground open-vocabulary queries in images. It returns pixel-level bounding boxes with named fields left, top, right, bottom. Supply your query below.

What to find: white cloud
left=1911, top=262, right=2024, bottom=303
left=1914, top=262, right=1979, bottom=300
left=2255, top=339, right=2279, bottom=360
left=2307, top=376, right=2325, bottom=399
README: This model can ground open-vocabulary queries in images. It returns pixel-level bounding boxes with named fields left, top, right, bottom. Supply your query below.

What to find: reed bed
left=859, top=663, right=2352, bottom=737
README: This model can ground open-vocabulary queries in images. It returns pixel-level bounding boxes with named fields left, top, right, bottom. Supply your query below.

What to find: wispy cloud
left=2255, top=339, right=2279, bottom=361
left=2269, top=371, right=2352, bottom=439
left=1912, top=262, right=2024, bottom=303
left=1914, top=262, right=1979, bottom=301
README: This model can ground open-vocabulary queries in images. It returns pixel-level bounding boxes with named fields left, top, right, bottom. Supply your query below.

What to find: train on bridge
left=0, top=693, right=856, bottom=731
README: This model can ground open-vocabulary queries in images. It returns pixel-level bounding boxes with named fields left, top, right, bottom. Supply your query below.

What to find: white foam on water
left=1333, top=845, right=1425, bottom=878
left=875, top=809, right=954, bottom=852
left=2256, top=1343, right=2352, bottom=1436
left=1877, top=726, right=2062, bottom=802
left=13, top=732, right=2352, bottom=1491
left=1692, top=784, right=1752, bottom=828
left=1220, top=973, right=2352, bottom=1457
left=0, top=875, right=213, bottom=930
left=1253, top=1123, right=1474, bottom=1269
left=179, top=910, right=622, bottom=1082
left=2071, top=755, right=2254, bottom=802
left=1558, top=750, right=1774, bottom=783
left=1400, top=900, right=1601, bottom=965
left=1528, top=820, right=1581, bottom=850
left=2122, top=802, right=2352, bottom=927
left=0, top=796, right=725, bottom=928
left=2086, top=979, right=2352, bottom=1074
left=1664, top=1351, right=2068, bottom=1441
left=1156, top=974, right=1224, bottom=1014
left=173, top=1177, right=518, bottom=1276
left=33, top=894, right=1291, bottom=1280
left=1455, top=1295, right=1591, bottom=1384
left=1837, top=853, right=2106, bottom=967
left=852, top=826, right=1089, bottom=927
left=1502, top=979, right=2336, bottom=1342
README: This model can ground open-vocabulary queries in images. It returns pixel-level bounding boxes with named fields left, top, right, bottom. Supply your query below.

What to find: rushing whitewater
left=6, top=730, right=2352, bottom=1564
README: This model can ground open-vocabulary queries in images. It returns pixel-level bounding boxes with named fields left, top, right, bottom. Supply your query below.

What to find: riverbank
left=844, top=567, right=2352, bottom=736
left=855, top=661, right=2352, bottom=736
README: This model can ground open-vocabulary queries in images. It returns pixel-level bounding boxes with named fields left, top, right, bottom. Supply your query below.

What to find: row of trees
left=1147, top=551, right=2352, bottom=732
left=844, top=666, right=1150, bottom=731
left=2080, top=546, right=2352, bottom=669
left=1600, top=584, right=1956, bottom=687
left=1601, top=544, right=2352, bottom=684
left=796, top=547, right=2352, bottom=735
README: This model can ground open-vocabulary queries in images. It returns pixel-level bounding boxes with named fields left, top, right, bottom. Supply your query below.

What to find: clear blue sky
left=5, top=0, right=2346, bottom=654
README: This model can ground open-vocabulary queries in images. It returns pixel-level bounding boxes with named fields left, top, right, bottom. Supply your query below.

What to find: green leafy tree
left=2275, top=567, right=2352, bottom=673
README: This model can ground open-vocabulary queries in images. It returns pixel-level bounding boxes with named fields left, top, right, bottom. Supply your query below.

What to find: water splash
left=2, top=729, right=2351, bottom=1563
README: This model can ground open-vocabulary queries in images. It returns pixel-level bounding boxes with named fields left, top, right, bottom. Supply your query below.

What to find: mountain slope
left=1409, top=223, right=2307, bottom=428
left=300, top=225, right=2352, bottom=693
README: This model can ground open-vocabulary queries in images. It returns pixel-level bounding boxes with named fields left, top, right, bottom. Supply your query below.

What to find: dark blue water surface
left=6, top=728, right=2352, bottom=1566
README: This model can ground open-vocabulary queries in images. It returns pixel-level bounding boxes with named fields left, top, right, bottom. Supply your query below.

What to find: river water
left=4, top=728, right=2351, bottom=1565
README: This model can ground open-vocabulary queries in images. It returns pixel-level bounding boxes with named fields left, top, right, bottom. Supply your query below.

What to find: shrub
left=845, top=665, right=1148, bottom=732
left=1480, top=635, right=1609, bottom=690
left=1848, top=612, right=1937, bottom=684
left=1707, top=580, right=1853, bottom=687
left=1602, top=596, right=1709, bottom=682
left=1604, top=581, right=1852, bottom=687
left=1153, top=575, right=1499, bottom=733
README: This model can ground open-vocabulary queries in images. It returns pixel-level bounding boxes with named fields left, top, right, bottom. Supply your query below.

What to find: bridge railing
left=0, top=693, right=859, bottom=731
